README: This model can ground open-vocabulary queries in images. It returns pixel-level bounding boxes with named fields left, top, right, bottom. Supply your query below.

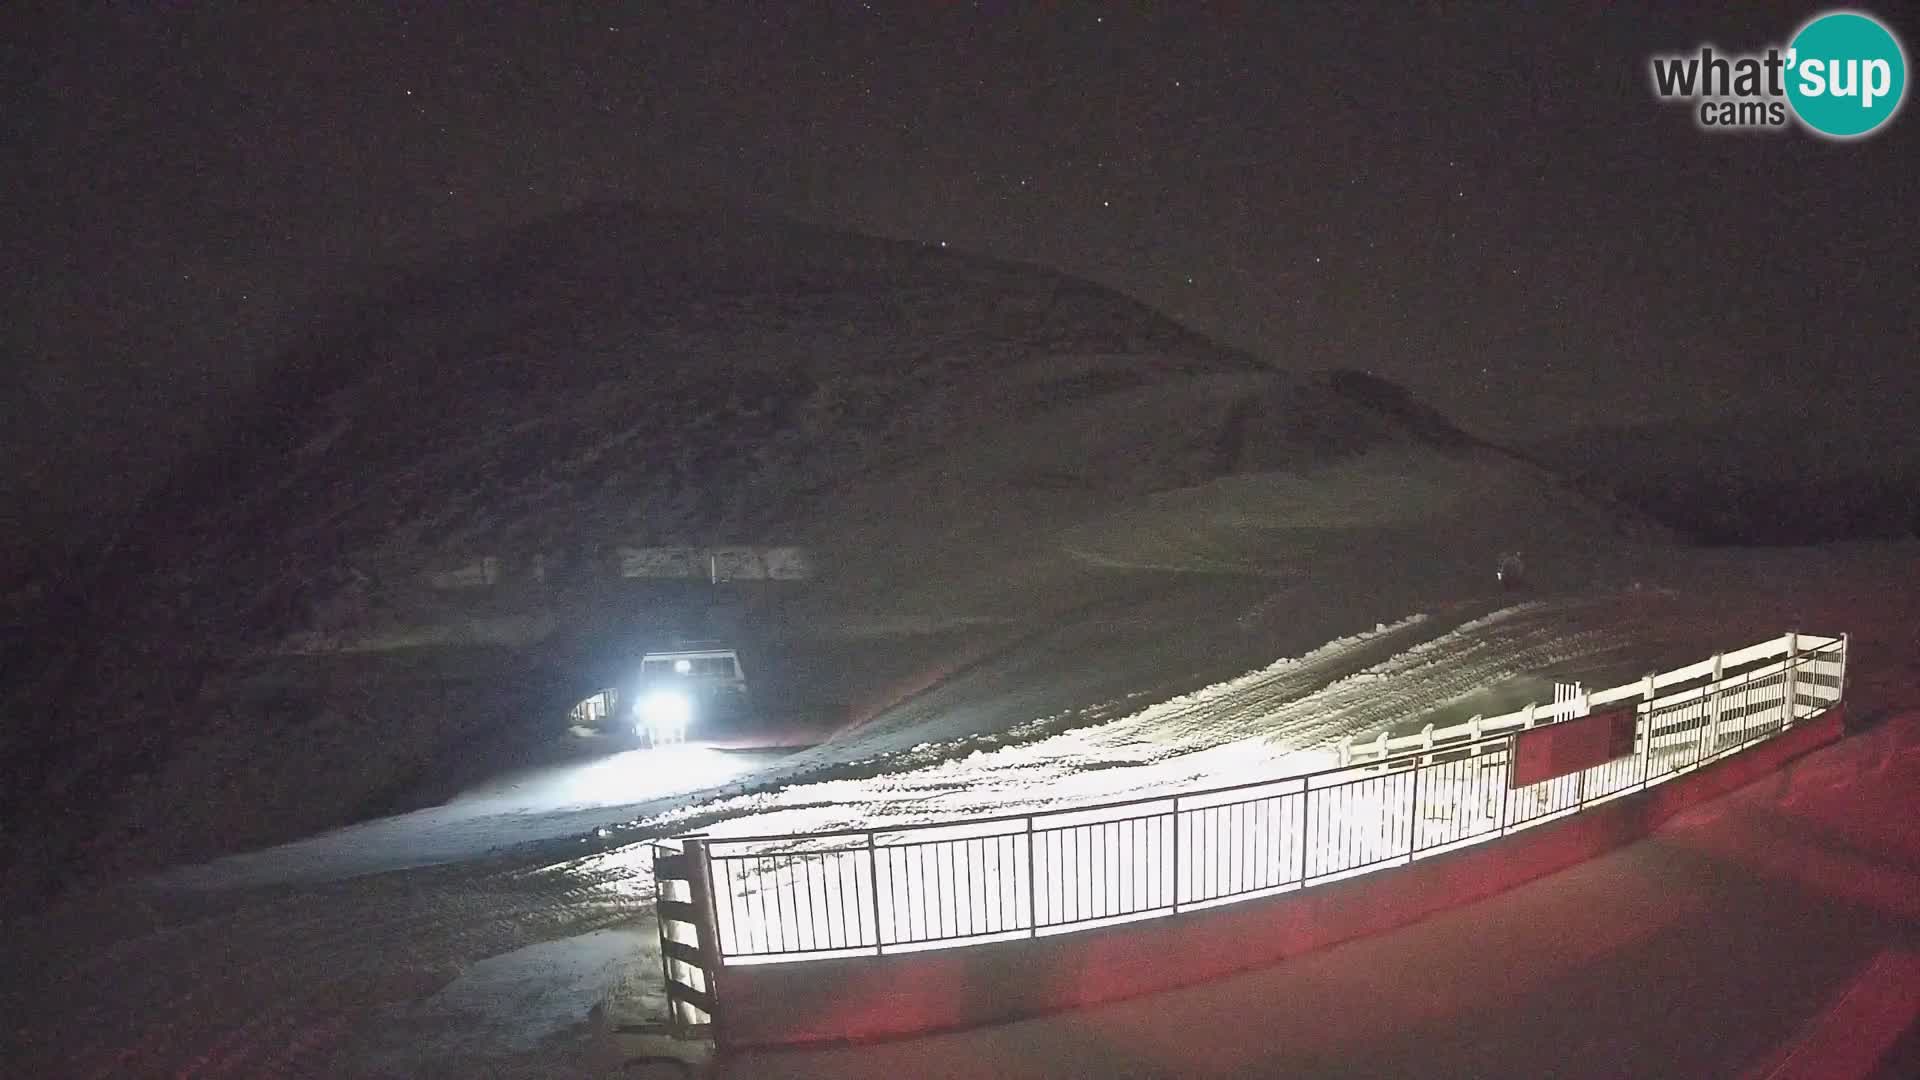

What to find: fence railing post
left=1840, top=632, right=1851, bottom=703
left=683, top=836, right=726, bottom=1041
left=865, top=832, right=885, bottom=953
left=1167, top=798, right=1184, bottom=910
left=1301, top=783, right=1314, bottom=881
left=1707, top=652, right=1725, bottom=751
left=1026, top=816, right=1041, bottom=932
left=1408, top=754, right=1423, bottom=856
left=1497, top=736, right=1513, bottom=834
left=1782, top=631, right=1799, bottom=729
left=651, top=842, right=682, bottom=1027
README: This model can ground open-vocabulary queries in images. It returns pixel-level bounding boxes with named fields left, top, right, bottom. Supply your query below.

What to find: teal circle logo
left=1786, top=11, right=1907, bottom=138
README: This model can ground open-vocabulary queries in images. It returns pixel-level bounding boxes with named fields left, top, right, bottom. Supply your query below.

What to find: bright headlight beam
left=641, top=689, right=693, bottom=725
left=638, top=687, right=693, bottom=743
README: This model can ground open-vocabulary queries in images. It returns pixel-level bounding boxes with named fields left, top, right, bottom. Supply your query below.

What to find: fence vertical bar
left=1025, top=816, right=1039, bottom=935
left=1840, top=632, right=1851, bottom=704
left=1707, top=651, right=1726, bottom=753
left=1497, top=736, right=1512, bottom=835
left=1782, top=631, right=1799, bottom=729
left=1302, top=783, right=1315, bottom=880
left=864, top=833, right=883, bottom=954
left=1408, top=756, right=1423, bottom=858
left=1171, top=796, right=1183, bottom=911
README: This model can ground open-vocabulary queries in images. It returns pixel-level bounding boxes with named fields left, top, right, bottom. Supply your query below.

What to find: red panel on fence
left=1510, top=706, right=1638, bottom=788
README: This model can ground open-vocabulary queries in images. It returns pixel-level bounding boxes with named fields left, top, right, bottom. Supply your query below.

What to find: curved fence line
left=659, top=632, right=1844, bottom=977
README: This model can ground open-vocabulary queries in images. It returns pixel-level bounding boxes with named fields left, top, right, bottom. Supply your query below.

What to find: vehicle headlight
left=637, top=688, right=693, bottom=730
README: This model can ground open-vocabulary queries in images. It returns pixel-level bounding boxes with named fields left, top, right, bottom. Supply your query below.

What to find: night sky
left=7, top=3, right=1917, bottom=572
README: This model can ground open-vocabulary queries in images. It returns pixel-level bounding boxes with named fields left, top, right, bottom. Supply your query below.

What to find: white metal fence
left=664, top=632, right=1845, bottom=967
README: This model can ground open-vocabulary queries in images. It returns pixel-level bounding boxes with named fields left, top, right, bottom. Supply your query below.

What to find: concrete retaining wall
left=712, top=707, right=1843, bottom=1048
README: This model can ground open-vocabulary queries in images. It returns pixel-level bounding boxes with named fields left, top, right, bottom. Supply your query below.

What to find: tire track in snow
left=635, top=598, right=1635, bottom=840
left=624, top=609, right=1461, bottom=839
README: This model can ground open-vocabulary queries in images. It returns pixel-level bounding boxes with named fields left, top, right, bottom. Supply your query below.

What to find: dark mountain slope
left=0, top=207, right=1662, bottom=904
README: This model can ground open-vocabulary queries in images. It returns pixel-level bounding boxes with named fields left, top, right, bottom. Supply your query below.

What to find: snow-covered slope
left=6, top=544, right=1910, bottom=1078
left=0, top=207, right=1662, bottom=904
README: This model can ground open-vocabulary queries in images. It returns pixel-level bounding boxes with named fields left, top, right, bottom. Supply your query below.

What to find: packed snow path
left=633, top=600, right=1634, bottom=841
